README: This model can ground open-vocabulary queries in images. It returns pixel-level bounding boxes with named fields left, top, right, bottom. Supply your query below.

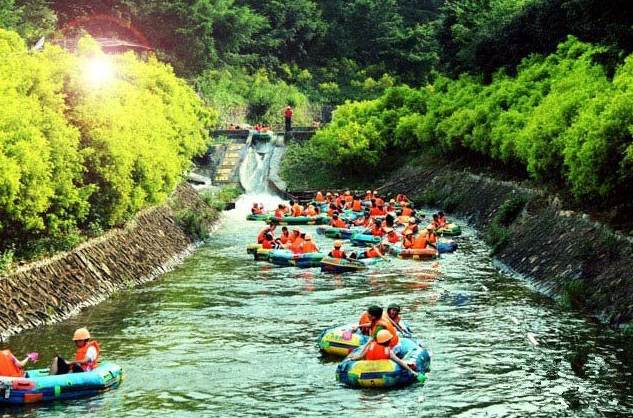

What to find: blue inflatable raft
left=268, top=250, right=325, bottom=268
left=0, top=363, right=123, bottom=405
left=350, top=234, right=381, bottom=247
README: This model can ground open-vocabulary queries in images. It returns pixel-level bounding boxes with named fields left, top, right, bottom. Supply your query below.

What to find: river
left=2, top=193, right=632, bottom=417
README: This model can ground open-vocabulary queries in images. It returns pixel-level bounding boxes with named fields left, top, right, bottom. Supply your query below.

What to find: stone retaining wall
left=0, top=184, right=217, bottom=338
left=380, top=158, right=633, bottom=327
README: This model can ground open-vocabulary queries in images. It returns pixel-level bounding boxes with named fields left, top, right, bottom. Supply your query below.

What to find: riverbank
left=0, top=183, right=219, bottom=338
left=285, top=154, right=633, bottom=329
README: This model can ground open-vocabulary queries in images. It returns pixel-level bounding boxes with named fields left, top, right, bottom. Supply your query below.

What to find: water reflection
left=1, top=201, right=631, bottom=417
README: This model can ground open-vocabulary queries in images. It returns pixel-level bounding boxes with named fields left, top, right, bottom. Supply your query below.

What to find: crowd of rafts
left=245, top=190, right=463, bottom=388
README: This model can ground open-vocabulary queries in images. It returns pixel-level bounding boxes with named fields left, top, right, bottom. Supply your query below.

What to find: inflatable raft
left=316, top=226, right=362, bottom=240
left=389, top=241, right=457, bottom=256
left=268, top=215, right=331, bottom=226
left=246, top=244, right=273, bottom=261
left=318, top=325, right=370, bottom=357
left=336, top=345, right=431, bottom=388
left=0, top=363, right=123, bottom=405
left=246, top=213, right=271, bottom=221
left=320, top=256, right=382, bottom=273
left=268, top=250, right=325, bottom=268
left=396, top=248, right=438, bottom=260
left=436, top=224, right=462, bottom=236
left=350, top=234, right=381, bottom=247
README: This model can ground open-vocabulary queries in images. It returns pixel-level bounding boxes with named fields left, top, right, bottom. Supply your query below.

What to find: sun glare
left=84, top=56, right=115, bottom=88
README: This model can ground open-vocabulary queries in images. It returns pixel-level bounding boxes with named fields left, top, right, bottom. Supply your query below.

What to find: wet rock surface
left=380, top=157, right=633, bottom=327
left=0, top=184, right=218, bottom=338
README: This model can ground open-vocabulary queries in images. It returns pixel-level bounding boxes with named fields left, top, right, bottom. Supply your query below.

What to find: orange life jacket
left=401, top=207, right=413, bottom=217
left=403, top=235, right=415, bottom=249
left=315, top=192, right=324, bottom=202
left=370, top=318, right=400, bottom=347
left=370, top=226, right=385, bottom=237
left=302, top=241, right=318, bottom=253
left=290, top=238, right=304, bottom=254
left=292, top=204, right=302, bottom=217
left=354, top=217, right=369, bottom=227
left=331, top=218, right=346, bottom=228
left=438, top=216, right=447, bottom=227
left=412, top=234, right=428, bottom=249
left=365, top=247, right=380, bottom=258
left=0, top=350, right=24, bottom=377
left=352, top=200, right=362, bottom=211
left=274, top=209, right=284, bottom=219
left=262, top=239, right=273, bottom=249
left=387, top=233, right=400, bottom=244
left=345, top=195, right=353, bottom=204
left=370, top=207, right=385, bottom=217
left=365, top=342, right=391, bottom=361
left=252, top=207, right=263, bottom=215
left=280, top=232, right=290, bottom=244
left=257, top=228, right=272, bottom=244
left=75, top=340, right=100, bottom=372
left=329, top=249, right=346, bottom=259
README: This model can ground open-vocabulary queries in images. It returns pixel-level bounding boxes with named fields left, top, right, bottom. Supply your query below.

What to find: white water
left=239, top=139, right=275, bottom=194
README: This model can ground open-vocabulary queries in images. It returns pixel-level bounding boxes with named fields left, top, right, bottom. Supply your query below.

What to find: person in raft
left=330, top=212, right=347, bottom=229
left=49, top=328, right=100, bottom=375
left=356, top=305, right=402, bottom=355
left=251, top=202, right=264, bottom=215
left=273, top=204, right=286, bottom=219
left=301, top=234, right=319, bottom=253
left=0, top=350, right=38, bottom=377
left=328, top=240, right=347, bottom=259
left=347, top=330, right=418, bottom=377
left=349, top=243, right=387, bottom=260
left=386, top=303, right=412, bottom=335
left=257, top=224, right=276, bottom=244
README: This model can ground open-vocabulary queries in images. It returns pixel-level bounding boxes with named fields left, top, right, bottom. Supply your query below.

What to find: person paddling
left=328, top=241, right=347, bottom=259
left=346, top=330, right=418, bottom=377
left=49, top=328, right=100, bottom=375
left=386, top=303, right=412, bottom=336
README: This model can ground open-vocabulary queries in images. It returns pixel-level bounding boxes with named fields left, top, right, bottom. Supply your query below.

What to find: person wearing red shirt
left=284, top=105, right=293, bottom=132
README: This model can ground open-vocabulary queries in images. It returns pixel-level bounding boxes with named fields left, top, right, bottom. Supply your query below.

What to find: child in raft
left=49, top=328, right=100, bottom=375
left=346, top=330, right=419, bottom=378
left=0, top=350, right=38, bottom=377
left=301, top=234, right=319, bottom=253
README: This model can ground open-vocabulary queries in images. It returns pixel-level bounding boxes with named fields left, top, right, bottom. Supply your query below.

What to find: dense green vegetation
left=2, top=0, right=633, bottom=266
left=0, top=29, right=214, bottom=263
left=284, top=37, right=633, bottom=205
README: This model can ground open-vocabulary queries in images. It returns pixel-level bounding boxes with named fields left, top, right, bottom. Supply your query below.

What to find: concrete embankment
left=0, top=184, right=218, bottom=338
left=378, top=156, right=633, bottom=328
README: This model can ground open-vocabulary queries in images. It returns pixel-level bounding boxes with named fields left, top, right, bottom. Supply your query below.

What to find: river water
left=2, top=194, right=632, bottom=417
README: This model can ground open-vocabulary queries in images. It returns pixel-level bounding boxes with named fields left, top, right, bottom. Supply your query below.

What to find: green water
left=2, top=195, right=632, bottom=417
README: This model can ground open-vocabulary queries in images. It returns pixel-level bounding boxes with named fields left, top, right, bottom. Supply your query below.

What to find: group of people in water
left=0, top=328, right=100, bottom=378
left=253, top=190, right=450, bottom=259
